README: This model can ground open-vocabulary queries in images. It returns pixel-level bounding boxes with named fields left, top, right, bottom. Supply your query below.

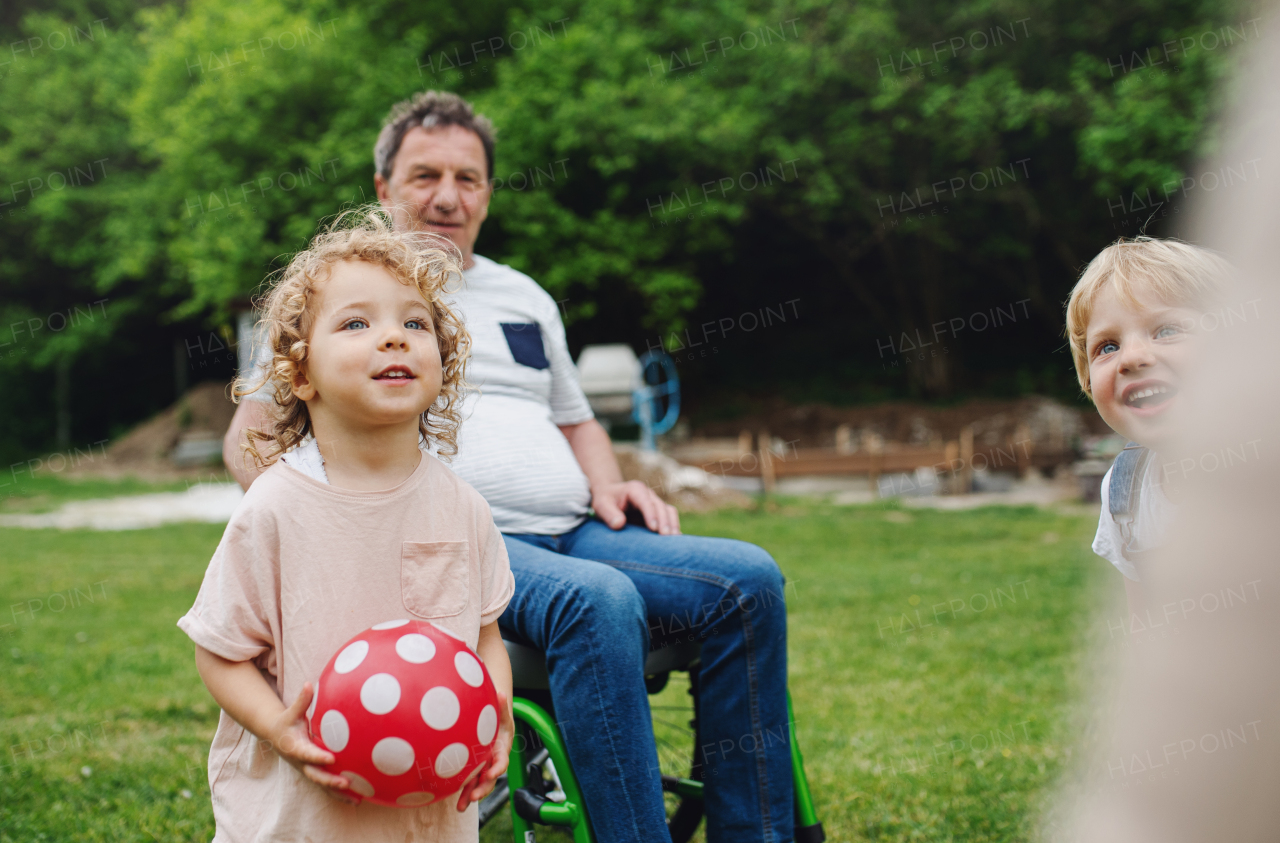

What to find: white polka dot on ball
left=396, top=791, right=435, bottom=806
left=454, top=651, right=484, bottom=687
left=320, top=709, right=350, bottom=752
left=360, top=673, right=402, bottom=715
left=333, top=640, right=369, bottom=674
left=395, top=633, right=436, bottom=664
left=342, top=770, right=375, bottom=798
left=371, top=736, right=415, bottom=776
left=476, top=704, right=498, bottom=745
left=372, top=619, right=410, bottom=630
left=434, top=742, right=470, bottom=779
left=420, top=686, right=460, bottom=730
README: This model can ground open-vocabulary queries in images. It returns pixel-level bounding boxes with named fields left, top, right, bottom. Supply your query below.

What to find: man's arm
left=223, top=399, right=273, bottom=490
left=558, top=419, right=681, bottom=535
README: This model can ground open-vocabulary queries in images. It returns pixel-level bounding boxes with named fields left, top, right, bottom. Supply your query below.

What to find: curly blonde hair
left=1065, top=236, right=1232, bottom=398
left=235, top=206, right=471, bottom=466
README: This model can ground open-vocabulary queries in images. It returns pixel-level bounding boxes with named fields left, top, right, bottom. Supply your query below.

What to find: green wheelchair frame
left=478, top=639, right=824, bottom=843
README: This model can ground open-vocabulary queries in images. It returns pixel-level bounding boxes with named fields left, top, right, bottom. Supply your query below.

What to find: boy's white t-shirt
left=177, top=453, right=514, bottom=842
left=1093, top=459, right=1177, bottom=581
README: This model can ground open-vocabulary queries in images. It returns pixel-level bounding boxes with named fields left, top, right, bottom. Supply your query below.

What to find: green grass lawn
left=0, top=487, right=1111, bottom=842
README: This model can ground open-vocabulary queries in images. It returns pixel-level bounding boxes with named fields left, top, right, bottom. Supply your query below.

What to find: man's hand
left=456, top=690, right=514, bottom=812
left=592, top=480, right=681, bottom=535
left=267, top=682, right=357, bottom=804
left=556, top=419, right=681, bottom=535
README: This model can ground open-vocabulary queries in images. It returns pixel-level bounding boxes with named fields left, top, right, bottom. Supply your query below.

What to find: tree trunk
left=54, top=355, right=71, bottom=450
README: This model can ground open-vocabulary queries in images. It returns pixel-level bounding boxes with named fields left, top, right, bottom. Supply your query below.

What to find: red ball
left=307, top=619, right=500, bottom=807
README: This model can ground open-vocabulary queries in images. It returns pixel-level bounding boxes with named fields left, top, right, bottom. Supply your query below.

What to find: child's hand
left=456, top=690, right=514, bottom=812
left=268, top=682, right=358, bottom=804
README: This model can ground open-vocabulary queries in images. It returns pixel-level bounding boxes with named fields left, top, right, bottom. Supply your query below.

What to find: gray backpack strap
left=1108, top=443, right=1153, bottom=561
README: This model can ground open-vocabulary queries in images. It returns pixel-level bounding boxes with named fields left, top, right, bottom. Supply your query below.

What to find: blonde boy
left=1065, top=236, right=1231, bottom=609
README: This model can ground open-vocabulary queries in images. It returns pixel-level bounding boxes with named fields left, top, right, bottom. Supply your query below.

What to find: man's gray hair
left=373, top=90, right=497, bottom=181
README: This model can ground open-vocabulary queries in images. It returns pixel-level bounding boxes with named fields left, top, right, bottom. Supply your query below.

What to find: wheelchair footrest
left=512, top=787, right=582, bottom=827
left=660, top=774, right=704, bottom=799
left=476, top=776, right=509, bottom=826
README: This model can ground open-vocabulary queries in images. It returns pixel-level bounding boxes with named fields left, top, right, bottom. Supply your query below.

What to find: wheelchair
left=477, top=635, right=825, bottom=842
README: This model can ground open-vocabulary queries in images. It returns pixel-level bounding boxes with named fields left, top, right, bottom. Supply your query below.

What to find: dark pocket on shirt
left=401, top=541, right=471, bottom=619
left=500, top=322, right=549, bottom=369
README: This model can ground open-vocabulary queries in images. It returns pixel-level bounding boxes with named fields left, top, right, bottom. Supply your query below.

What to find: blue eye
left=343, top=319, right=368, bottom=330
left=1155, top=324, right=1181, bottom=339
left=405, top=319, right=428, bottom=331
left=1098, top=340, right=1119, bottom=356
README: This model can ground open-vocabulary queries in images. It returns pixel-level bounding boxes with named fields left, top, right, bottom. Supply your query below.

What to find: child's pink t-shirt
left=177, top=453, right=514, bottom=843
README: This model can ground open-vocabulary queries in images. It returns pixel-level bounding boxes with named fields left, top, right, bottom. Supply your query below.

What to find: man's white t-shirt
left=1093, top=459, right=1176, bottom=581
left=442, top=255, right=594, bottom=534
left=239, top=254, right=595, bottom=536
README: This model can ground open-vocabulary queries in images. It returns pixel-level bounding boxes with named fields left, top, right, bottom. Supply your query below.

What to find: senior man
left=223, top=91, right=795, bottom=843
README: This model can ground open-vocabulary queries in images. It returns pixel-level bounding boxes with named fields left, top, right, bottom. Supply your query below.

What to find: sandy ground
left=0, top=470, right=1093, bottom=531
left=0, top=483, right=244, bottom=530
left=724, top=469, right=1093, bottom=511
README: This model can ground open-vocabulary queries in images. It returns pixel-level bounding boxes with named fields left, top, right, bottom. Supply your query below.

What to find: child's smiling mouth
left=1123, top=380, right=1177, bottom=411
left=374, top=364, right=416, bottom=382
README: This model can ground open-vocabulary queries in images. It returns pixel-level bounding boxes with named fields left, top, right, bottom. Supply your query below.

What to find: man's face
left=375, top=124, right=490, bottom=267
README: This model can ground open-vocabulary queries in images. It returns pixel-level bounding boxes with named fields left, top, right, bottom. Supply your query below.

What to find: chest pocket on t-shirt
left=500, top=322, right=549, bottom=369
left=401, top=541, right=471, bottom=619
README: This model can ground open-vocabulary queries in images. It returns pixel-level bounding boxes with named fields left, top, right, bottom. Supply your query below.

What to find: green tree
left=0, top=0, right=1248, bottom=460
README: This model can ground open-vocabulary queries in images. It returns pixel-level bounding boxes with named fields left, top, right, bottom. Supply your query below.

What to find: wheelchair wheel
left=651, top=663, right=704, bottom=843
left=483, top=673, right=710, bottom=842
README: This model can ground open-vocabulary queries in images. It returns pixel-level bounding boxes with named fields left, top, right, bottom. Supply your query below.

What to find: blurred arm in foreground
left=1050, top=10, right=1280, bottom=842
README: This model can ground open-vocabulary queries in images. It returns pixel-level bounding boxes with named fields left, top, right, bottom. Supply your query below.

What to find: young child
left=177, top=208, right=515, bottom=841
left=1065, top=236, right=1231, bottom=614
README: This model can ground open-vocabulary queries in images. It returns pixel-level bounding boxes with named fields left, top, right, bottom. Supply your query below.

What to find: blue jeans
left=499, top=518, right=794, bottom=843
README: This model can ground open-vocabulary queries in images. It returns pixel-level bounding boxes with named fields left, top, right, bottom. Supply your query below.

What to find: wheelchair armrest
left=503, top=637, right=702, bottom=692
left=643, top=640, right=701, bottom=675
left=504, top=639, right=552, bottom=690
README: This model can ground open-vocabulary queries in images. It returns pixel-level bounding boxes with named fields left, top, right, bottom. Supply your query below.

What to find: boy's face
left=1086, top=283, right=1203, bottom=450
left=293, top=260, right=444, bottom=430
